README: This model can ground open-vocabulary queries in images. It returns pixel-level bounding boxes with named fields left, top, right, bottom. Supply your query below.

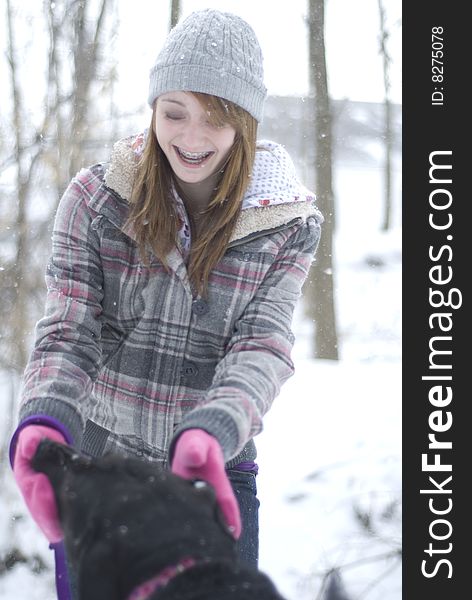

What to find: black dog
left=32, top=440, right=286, bottom=600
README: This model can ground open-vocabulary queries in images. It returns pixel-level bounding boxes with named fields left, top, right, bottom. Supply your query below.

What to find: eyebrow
left=160, top=98, right=186, bottom=107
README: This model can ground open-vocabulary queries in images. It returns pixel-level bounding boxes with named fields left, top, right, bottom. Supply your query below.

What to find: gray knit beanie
left=148, top=9, right=267, bottom=122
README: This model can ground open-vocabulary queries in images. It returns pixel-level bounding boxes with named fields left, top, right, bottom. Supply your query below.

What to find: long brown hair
left=127, top=93, right=258, bottom=296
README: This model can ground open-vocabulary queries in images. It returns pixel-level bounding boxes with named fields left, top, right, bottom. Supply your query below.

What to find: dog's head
left=32, top=440, right=236, bottom=598
left=33, top=440, right=286, bottom=600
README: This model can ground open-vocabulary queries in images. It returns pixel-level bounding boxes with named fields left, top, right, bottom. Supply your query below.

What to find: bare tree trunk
left=169, top=0, right=181, bottom=30
left=46, top=1, right=69, bottom=197
left=306, top=0, right=339, bottom=360
left=69, top=0, right=112, bottom=178
left=378, top=0, right=393, bottom=231
left=5, top=0, right=29, bottom=371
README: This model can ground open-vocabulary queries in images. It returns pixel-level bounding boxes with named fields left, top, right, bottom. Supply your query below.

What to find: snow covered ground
left=0, top=163, right=401, bottom=599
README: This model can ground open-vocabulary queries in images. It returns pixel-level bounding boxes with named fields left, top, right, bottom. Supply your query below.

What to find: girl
left=11, top=8, right=322, bottom=597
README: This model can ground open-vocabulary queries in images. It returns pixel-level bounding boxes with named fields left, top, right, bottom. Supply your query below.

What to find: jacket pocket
left=100, top=322, right=128, bottom=367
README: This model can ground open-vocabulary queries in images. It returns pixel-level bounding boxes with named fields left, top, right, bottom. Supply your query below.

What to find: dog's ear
left=32, top=439, right=92, bottom=500
left=32, top=438, right=68, bottom=487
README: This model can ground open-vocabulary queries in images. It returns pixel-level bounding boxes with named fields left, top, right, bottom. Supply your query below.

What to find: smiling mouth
left=174, top=146, right=214, bottom=166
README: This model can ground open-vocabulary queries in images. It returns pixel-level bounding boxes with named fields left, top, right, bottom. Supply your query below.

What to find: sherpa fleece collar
left=103, top=133, right=322, bottom=244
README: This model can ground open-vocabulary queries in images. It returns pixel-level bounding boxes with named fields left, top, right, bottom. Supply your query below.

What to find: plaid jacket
left=18, top=137, right=322, bottom=467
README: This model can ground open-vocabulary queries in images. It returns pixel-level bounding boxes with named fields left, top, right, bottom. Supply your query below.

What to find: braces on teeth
left=177, top=148, right=211, bottom=160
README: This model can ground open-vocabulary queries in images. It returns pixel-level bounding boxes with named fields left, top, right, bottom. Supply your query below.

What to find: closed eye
left=165, top=113, right=186, bottom=121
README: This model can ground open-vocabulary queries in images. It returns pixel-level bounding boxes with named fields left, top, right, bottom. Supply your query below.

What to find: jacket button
left=181, top=362, right=199, bottom=377
left=192, top=299, right=209, bottom=315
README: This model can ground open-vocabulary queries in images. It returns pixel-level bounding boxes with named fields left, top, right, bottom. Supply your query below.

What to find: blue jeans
left=227, top=468, right=260, bottom=568
left=62, top=468, right=259, bottom=599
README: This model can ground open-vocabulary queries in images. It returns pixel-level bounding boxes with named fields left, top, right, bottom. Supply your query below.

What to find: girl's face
left=154, top=92, right=236, bottom=186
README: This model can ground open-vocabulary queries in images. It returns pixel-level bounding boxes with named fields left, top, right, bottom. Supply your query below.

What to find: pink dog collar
left=127, top=557, right=196, bottom=600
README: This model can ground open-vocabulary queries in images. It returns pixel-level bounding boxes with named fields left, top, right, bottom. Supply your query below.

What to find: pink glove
left=171, top=429, right=242, bottom=539
left=12, top=425, right=67, bottom=543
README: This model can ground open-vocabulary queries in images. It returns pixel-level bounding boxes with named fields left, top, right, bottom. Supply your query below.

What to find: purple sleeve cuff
left=9, top=415, right=74, bottom=468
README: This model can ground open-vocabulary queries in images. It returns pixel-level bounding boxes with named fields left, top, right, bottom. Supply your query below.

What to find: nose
left=180, top=120, right=207, bottom=150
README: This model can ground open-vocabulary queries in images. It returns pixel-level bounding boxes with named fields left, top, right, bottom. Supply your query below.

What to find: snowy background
left=0, top=1, right=401, bottom=599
